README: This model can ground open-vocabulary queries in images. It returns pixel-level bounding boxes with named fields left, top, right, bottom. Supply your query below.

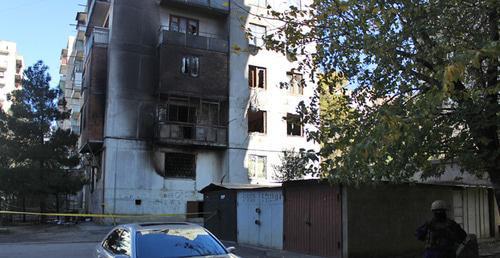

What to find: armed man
left=416, top=200, right=467, bottom=258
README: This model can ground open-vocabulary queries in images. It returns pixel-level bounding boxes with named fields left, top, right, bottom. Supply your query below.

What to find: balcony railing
left=158, top=26, right=228, bottom=53
left=73, top=72, right=83, bottom=90
left=160, top=0, right=229, bottom=14
left=85, top=27, right=109, bottom=60
left=155, top=102, right=228, bottom=147
left=156, top=121, right=227, bottom=147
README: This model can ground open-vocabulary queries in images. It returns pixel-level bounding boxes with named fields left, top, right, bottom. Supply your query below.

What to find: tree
left=273, top=149, right=317, bottom=182
left=264, top=1, right=500, bottom=207
left=0, top=61, right=86, bottom=220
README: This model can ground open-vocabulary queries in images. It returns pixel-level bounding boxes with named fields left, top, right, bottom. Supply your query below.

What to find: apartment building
left=58, top=12, right=87, bottom=134
left=80, top=0, right=316, bottom=215
left=0, top=40, right=24, bottom=110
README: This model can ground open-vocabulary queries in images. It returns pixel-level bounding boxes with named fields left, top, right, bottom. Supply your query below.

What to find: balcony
left=15, top=74, right=22, bottom=84
left=86, top=0, right=110, bottom=34
left=155, top=100, right=228, bottom=148
left=85, top=27, right=109, bottom=60
left=160, top=0, right=229, bottom=15
left=16, top=59, right=22, bottom=69
left=158, top=27, right=228, bottom=53
left=0, top=61, right=7, bottom=72
left=75, top=40, right=85, bottom=60
left=73, top=72, right=83, bottom=90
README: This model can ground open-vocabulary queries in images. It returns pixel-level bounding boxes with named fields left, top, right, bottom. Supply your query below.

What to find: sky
left=0, top=0, right=85, bottom=88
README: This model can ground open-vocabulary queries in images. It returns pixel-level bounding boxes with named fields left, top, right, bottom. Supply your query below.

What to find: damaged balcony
left=158, top=26, right=228, bottom=53
left=86, top=0, right=110, bottom=35
left=79, top=27, right=108, bottom=154
left=155, top=97, right=228, bottom=148
left=159, top=0, right=229, bottom=16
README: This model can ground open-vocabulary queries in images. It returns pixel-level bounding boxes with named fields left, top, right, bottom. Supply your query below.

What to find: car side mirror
left=226, top=246, right=236, bottom=253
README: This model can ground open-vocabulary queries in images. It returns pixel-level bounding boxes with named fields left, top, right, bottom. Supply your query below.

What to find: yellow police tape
left=0, top=210, right=215, bottom=219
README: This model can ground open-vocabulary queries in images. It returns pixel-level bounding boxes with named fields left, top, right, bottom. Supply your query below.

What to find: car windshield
left=136, top=226, right=227, bottom=258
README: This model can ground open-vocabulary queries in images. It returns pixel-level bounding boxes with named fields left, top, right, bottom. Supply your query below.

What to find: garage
left=200, top=183, right=283, bottom=249
left=237, top=190, right=283, bottom=249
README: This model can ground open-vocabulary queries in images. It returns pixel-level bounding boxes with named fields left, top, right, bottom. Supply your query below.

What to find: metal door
left=237, top=190, right=283, bottom=249
left=204, top=191, right=237, bottom=241
left=284, top=183, right=342, bottom=257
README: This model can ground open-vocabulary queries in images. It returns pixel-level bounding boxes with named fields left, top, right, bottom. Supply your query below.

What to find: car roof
left=119, top=222, right=206, bottom=232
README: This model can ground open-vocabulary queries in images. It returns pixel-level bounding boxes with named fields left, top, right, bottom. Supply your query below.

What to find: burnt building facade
left=80, top=0, right=316, bottom=215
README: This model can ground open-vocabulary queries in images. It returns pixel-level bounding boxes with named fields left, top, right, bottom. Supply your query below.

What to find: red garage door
left=284, top=181, right=342, bottom=257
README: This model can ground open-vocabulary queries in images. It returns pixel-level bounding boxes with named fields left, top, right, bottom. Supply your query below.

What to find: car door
left=96, top=228, right=132, bottom=258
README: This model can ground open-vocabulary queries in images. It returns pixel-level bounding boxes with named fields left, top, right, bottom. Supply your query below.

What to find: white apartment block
left=58, top=12, right=87, bottom=134
left=80, top=0, right=316, bottom=216
left=0, top=41, right=24, bottom=111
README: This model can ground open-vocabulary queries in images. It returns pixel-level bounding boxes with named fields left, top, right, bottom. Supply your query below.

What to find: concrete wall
left=86, top=0, right=318, bottom=215
left=227, top=0, right=318, bottom=185
left=346, top=184, right=455, bottom=258
left=89, top=0, right=228, bottom=216
left=159, top=44, right=228, bottom=98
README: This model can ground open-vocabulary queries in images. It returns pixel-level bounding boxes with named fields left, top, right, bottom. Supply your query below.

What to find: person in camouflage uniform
left=416, top=200, right=467, bottom=258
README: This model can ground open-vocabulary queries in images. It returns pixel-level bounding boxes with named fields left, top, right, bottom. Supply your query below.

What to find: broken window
left=248, top=23, right=267, bottom=47
left=170, top=15, right=199, bottom=35
left=248, top=155, right=267, bottom=179
left=249, top=66, right=266, bottom=89
left=165, top=153, right=196, bottom=178
left=181, top=56, right=200, bottom=77
left=286, top=72, right=304, bottom=95
left=286, top=113, right=303, bottom=136
left=199, top=102, right=220, bottom=126
left=248, top=109, right=266, bottom=133
left=167, top=104, right=197, bottom=123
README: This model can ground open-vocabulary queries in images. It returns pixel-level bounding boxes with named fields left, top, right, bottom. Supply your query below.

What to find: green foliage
left=0, top=61, right=86, bottom=211
left=266, top=0, right=499, bottom=185
left=273, top=149, right=318, bottom=182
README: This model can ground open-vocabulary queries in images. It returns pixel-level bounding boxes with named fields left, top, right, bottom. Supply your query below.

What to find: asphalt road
left=0, top=242, right=98, bottom=258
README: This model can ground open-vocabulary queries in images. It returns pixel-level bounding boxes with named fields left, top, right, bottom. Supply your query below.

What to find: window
left=136, top=227, right=227, bottom=258
left=248, top=66, right=266, bottom=89
left=248, top=109, right=266, bottom=133
left=165, top=153, right=196, bottom=178
left=199, top=102, right=220, bottom=126
left=248, top=155, right=267, bottom=179
left=170, top=105, right=196, bottom=123
left=170, top=15, right=199, bottom=35
left=286, top=72, right=304, bottom=95
left=181, top=56, right=200, bottom=77
left=286, top=113, right=303, bottom=136
left=103, top=229, right=132, bottom=256
left=248, top=23, right=267, bottom=47
left=0, top=71, right=4, bottom=78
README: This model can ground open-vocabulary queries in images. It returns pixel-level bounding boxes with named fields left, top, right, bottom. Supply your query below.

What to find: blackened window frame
left=169, top=15, right=200, bottom=36
left=164, top=153, right=196, bottom=179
